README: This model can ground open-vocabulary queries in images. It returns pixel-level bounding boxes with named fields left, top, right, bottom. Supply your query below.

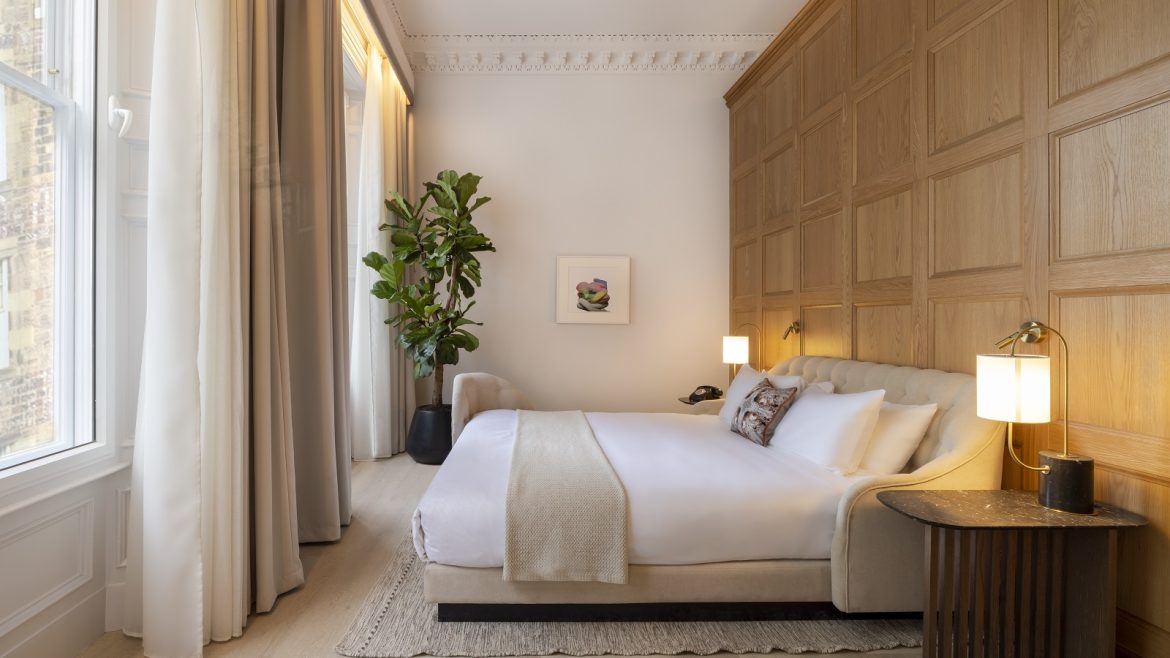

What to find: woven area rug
left=336, top=535, right=922, bottom=657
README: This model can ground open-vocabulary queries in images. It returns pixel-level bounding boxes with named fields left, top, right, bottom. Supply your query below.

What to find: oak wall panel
left=1055, top=98, right=1170, bottom=261
left=800, top=10, right=846, bottom=119
left=764, top=145, right=798, bottom=222
left=855, top=188, right=913, bottom=283
left=855, top=304, right=914, bottom=366
left=763, top=229, right=796, bottom=295
left=931, top=150, right=1022, bottom=275
left=763, top=61, right=797, bottom=143
left=732, top=94, right=761, bottom=168
left=733, top=168, right=762, bottom=236
left=1096, top=468, right=1170, bottom=635
left=801, top=213, right=842, bottom=291
left=732, top=240, right=760, bottom=301
left=930, top=297, right=1022, bottom=374
left=801, top=114, right=843, bottom=207
left=1057, top=291, right=1170, bottom=439
left=929, top=0, right=1022, bottom=151
left=853, top=0, right=913, bottom=78
left=1055, top=0, right=1170, bottom=99
left=854, top=68, right=913, bottom=184
left=763, top=306, right=800, bottom=366
left=802, top=305, right=847, bottom=358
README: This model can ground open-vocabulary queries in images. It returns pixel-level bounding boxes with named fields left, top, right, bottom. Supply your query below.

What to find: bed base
left=437, top=601, right=921, bottom=623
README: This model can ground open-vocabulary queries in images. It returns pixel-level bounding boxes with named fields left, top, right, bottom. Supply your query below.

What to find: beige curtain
left=278, top=0, right=353, bottom=541
left=126, top=0, right=353, bottom=654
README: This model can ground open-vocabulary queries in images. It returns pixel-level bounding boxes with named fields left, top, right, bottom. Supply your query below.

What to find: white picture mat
left=556, top=256, right=630, bottom=324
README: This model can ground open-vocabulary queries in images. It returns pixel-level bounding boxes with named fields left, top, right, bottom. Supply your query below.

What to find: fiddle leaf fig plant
left=363, top=170, right=496, bottom=407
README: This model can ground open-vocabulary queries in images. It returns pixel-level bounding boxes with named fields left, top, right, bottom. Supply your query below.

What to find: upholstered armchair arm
left=830, top=421, right=1005, bottom=612
left=450, top=373, right=532, bottom=443
left=688, top=399, right=724, bottom=415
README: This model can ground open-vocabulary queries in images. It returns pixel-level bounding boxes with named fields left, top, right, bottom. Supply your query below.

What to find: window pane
left=0, top=82, right=61, bottom=463
left=0, top=0, right=49, bottom=82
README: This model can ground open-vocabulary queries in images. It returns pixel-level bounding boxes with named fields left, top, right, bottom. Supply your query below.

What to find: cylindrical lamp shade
left=975, top=354, right=1051, bottom=423
left=722, top=335, right=749, bottom=365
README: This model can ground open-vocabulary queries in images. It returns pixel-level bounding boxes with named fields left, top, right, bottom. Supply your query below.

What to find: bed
left=414, top=356, right=1006, bottom=618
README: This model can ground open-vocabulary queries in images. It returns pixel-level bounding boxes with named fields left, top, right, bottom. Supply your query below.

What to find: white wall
left=414, top=72, right=735, bottom=412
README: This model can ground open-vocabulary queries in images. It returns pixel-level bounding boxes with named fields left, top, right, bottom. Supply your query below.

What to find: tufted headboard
left=770, top=356, right=1001, bottom=472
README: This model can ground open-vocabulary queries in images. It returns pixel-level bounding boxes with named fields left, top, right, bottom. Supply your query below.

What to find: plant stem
left=431, top=260, right=463, bottom=407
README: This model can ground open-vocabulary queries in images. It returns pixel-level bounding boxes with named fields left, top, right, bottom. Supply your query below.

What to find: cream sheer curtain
left=125, top=1, right=351, bottom=655
left=349, top=41, right=415, bottom=460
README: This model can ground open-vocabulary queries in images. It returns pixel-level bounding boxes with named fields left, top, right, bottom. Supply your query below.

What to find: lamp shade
left=722, top=335, right=749, bottom=365
left=976, top=354, right=1051, bottom=423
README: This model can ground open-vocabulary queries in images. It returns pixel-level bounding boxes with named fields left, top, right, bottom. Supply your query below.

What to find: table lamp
left=976, top=321, right=1094, bottom=514
left=722, top=323, right=764, bottom=379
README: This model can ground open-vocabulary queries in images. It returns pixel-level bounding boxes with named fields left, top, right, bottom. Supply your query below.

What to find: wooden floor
left=79, top=456, right=920, bottom=658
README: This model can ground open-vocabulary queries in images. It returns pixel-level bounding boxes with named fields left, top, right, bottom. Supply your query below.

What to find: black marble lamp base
left=1039, top=450, right=1095, bottom=514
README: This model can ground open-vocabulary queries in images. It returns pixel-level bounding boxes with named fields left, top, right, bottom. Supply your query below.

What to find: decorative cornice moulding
left=388, top=0, right=776, bottom=74
left=409, top=47, right=762, bottom=74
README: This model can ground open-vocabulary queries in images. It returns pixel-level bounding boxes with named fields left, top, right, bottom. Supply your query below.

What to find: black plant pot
left=407, top=404, right=452, bottom=465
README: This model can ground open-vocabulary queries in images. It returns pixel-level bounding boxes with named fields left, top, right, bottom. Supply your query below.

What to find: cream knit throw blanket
left=503, top=410, right=629, bottom=584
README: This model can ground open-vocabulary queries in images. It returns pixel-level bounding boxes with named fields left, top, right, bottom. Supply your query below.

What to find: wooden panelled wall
left=726, top=0, right=1170, bottom=653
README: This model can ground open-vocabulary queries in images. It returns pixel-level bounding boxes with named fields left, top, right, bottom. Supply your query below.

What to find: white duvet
left=412, top=409, right=862, bottom=567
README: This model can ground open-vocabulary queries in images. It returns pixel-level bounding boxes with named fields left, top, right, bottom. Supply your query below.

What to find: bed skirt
left=424, top=560, right=832, bottom=605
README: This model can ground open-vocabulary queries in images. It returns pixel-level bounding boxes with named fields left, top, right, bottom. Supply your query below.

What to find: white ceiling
left=382, top=0, right=808, bottom=74
left=390, top=0, right=805, bottom=38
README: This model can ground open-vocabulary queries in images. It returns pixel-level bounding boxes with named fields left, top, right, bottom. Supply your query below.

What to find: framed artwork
left=556, top=256, right=631, bottom=324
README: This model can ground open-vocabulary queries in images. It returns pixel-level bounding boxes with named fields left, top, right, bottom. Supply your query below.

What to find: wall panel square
left=801, top=12, right=846, bottom=118
left=733, top=240, right=761, bottom=300
left=801, top=113, right=843, bottom=207
left=855, top=304, right=914, bottom=366
left=764, top=145, right=797, bottom=221
left=931, top=151, right=1022, bottom=275
left=854, top=0, right=913, bottom=78
left=929, top=0, right=1022, bottom=150
left=733, top=168, right=761, bottom=235
left=763, top=306, right=800, bottom=367
left=931, top=297, right=1022, bottom=374
left=1056, top=99, right=1170, bottom=260
left=763, top=61, right=797, bottom=143
left=1055, top=0, right=1170, bottom=99
left=732, top=95, right=761, bottom=167
left=802, top=305, right=847, bottom=358
left=855, top=188, right=913, bottom=283
left=854, top=69, right=913, bottom=184
left=763, top=229, right=796, bottom=294
left=801, top=213, right=842, bottom=291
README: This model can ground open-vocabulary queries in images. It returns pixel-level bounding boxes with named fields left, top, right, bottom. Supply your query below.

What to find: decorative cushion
left=771, top=387, right=886, bottom=474
left=719, top=367, right=834, bottom=428
left=730, top=380, right=799, bottom=446
left=857, top=402, right=939, bottom=474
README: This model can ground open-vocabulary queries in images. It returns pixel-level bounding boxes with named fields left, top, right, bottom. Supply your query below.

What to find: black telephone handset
left=688, top=385, right=724, bottom=403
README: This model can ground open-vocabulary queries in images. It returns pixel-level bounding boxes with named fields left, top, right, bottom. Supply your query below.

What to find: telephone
left=687, top=385, right=724, bottom=403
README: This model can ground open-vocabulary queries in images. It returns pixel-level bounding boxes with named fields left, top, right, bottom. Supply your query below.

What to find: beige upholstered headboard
left=770, top=356, right=1001, bottom=472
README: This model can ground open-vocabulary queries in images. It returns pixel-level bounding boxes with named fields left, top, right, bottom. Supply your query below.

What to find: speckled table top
left=877, top=489, right=1147, bottom=530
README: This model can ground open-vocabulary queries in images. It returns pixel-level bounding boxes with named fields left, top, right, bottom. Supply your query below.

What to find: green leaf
left=468, top=196, right=492, bottom=213
left=385, top=192, right=414, bottom=223
left=363, top=251, right=388, bottom=271
left=454, top=173, right=482, bottom=206
left=458, top=276, right=475, bottom=298
left=390, top=228, right=417, bottom=248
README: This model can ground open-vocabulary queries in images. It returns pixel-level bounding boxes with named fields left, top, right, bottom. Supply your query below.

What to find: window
left=0, top=0, right=95, bottom=470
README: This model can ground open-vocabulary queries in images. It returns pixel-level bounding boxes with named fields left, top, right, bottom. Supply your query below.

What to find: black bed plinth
left=436, top=602, right=922, bottom=623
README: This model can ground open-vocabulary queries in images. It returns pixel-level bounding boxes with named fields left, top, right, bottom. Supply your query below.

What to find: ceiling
left=381, top=0, right=807, bottom=74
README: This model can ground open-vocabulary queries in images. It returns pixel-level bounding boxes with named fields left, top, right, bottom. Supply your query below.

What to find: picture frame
left=556, top=256, right=631, bottom=324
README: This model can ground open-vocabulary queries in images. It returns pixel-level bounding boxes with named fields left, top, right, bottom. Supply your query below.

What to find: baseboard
left=1117, top=609, right=1170, bottom=658
left=437, top=602, right=923, bottom=623
left=104, top=581, right=125, bottom=631
left=3, top=586, right=105, bottom=658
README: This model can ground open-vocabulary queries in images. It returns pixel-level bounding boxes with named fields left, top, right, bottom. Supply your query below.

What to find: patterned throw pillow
left=730, top=380, right=799, bottom=446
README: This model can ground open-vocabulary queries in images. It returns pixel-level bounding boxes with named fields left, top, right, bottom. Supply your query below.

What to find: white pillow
left=857, top=402, right=939, bottom=474
left=718, top=369, right=835, bottom=428
left=771, top=388, right=886, bottom=474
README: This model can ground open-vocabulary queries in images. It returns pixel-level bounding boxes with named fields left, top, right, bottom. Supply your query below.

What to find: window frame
left=0, top=0, right=105, bottom=486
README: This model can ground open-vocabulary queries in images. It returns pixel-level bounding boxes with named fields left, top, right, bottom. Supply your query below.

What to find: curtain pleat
left=278, top=0, right=352, bottom=542
left=126, top=0, right=355, bottom=654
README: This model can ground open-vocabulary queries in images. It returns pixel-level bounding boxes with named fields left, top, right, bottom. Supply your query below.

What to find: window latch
left=108, top=95, right=134, bottom=139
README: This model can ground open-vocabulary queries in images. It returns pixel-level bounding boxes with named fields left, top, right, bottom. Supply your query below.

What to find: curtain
left=349, top=44, right=415, bottom=460
left=125, top=0, right=351, bottom=655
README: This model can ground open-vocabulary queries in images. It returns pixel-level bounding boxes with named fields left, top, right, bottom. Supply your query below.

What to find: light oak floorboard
left=79, top=456, right=920, bottom=658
